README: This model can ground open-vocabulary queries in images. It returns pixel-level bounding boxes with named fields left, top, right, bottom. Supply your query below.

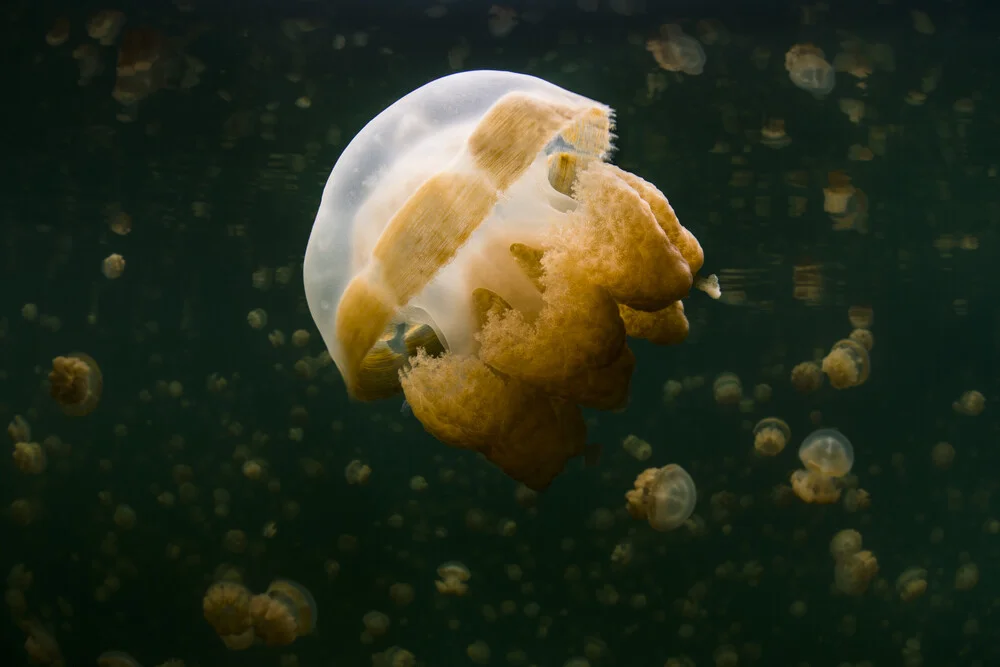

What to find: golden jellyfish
left=760, top=119, right=791, bottom=149
left=625, top=464, right=697, bottom=531
left=202, top=582, right=255, bottom=650
left=303, top=70, right=706, bottom=491
left=46, top=18, right=70, bottom=47
left=931, top=441, right=955, bottom=469
left=834, top=550, right=878, bottom=595
left=622, top=434, right=652, bottom=461
left=87, top=10, right=125, bottom=45
left=362, top=610, right=390, bottom=637
left=896, top=568, right=928, bottom=602
left=646, top=24, right=706, bottom=76
left=712, top=372, right=742, bottom=405
left=790, top=361, right=823, bottom=393
left=48, top=354, right=103, bottom=416
left=790, top=469, right=841, bottom=504
left=752, top=418, right=790, bottom=456
left=12, top=442, right=46, bottom=474
left=955, top=563, right=979, bottom=591
left=799, top=428, right=854, bottom=477
left=821, top=339, right=870, bottom=389
left=97, top=651, right=142, bottom=667
left=785, top=44, right=835, bottom=95
left=435, top=561, right=470, bottom=596
left=848, top=328, right=874, bottom=351
left=952, top=390, right=985, bottom=416
left=829, top=529, right=862, bottom=560
left=22, top=620, right=64, bottom=667
left=113, top=27, right=174, bottom=106
left=250, top=579, right=318, bottom=646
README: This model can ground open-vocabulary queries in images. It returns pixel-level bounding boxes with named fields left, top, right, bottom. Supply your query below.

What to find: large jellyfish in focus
left=304, top=70, right=710, bottom=490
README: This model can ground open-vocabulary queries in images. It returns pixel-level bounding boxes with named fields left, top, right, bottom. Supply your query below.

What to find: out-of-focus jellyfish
left=21, top=620, right=64, bottom=667
left=97, top=651, right=142, bottom=667
left=896, top=568, right=928, bottom=602
left=821, top=339, right=870, bottom=389
left=304, top=70, right=707, bottom=491
left=625, top=464, right=697, bottom=531
left=760, top=119, right=791, bottom=149
left=249, top=580, right=317, bottom=646
left=46, top=18, right=70, bottom=47
left=752, top=418, right=790, bottom=456
left=953, top=390, right=985, bottom=416
left=48, top=354, right=103, bottom=416
left=712, top=372, right=742, bottom=405
left=790, top=469, right=841, bottom=504
left=785, top=44, right=835, bottom=95
left=435, top=561, right=470, bottom=595
left=12, top=442, right=46, bottom=474
left=87, top=11, right=126, bottom=45
left=834, top=550, right=878, bottom=595
left=799, top=428, right=854, bottom=477
left=849, top=328, right=874, bottom=351
left=113, top=28, right=180, bottom=106
left=646, top=24, right=706, bottom=76
left=790, top=361, right=823, bottom=392
left=203, top=582, right=255, bottom=650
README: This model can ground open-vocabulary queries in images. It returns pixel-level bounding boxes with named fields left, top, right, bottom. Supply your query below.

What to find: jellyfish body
left=304, top=70, right=704, bottom=490
left=625, top=464, right=697, bottom=531
left=785, top=44, right=835, bottom=95
left=821, top=339, right=870, bottom=389
left=265, top=579, right=318, bottom=636
left=647, top=24, right=706, bottom=76
left=48, top=353, right=102, bottom=416
left=799, top=428, right=854, bottom=477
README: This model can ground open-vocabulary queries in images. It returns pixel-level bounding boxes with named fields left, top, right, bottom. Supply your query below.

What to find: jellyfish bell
left=48, top=353, right=103, bottom=416
left=304, top=70, right=706, bottom=490
left=265, top=579, right=318, bottom=636
left=798, top=428, right=854, bottom=477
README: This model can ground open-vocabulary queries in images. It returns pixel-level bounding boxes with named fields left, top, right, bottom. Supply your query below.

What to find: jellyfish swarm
left=304, top=70, right=705, bottom=490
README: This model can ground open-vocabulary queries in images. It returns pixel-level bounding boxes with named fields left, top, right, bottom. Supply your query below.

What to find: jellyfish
left=821, top=339, right=870, bottom=389
left=303, top=70, right=706, bottom=491
left=752, top=417, right=790, bottom=456
left=647, top=24, right=706, bottom=76
left=799, top=428, right=854, bottom=480
left=251, top=579, right=317, bottom=645
left=435, top=561, right=470, bottom=595
left=96, top=652, right=142, bottom=667
left=48, top=353, right=102, bottom=416
left=785, top=44, right=835, bottom=95
left=625, top=464, right=697, bottom=531
left=202, top=582, right=255, bottom=650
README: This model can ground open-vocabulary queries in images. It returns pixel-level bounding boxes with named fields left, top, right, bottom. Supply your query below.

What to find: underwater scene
left=2, top=0, right=999, bottom=665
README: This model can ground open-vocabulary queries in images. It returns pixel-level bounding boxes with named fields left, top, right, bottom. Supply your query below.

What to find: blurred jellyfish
left=952, top=390, right=985, bottom=416
left=647, top=24, right=706, bottom=76
left=752, top=418, right=790, bottom=456
left=896, top=568, right=928, bottom=602
left=202, top=582, right=255, bottom=650
left=790, top=361, right=823, bottom=393
left=435, top=562, right=470, bottom=596
left=790, top=469, right=841, bottom=504
left=785, top=44, right=835, bottom=95
left=96, top=651, right=142, bottom=667
left=625, top=464, right=696, bottom=531
left=821, top=339, right=870, bottom=389
left=49, top=354, right=103, bottom=416
left=713, top=372, right=742, bottom=405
